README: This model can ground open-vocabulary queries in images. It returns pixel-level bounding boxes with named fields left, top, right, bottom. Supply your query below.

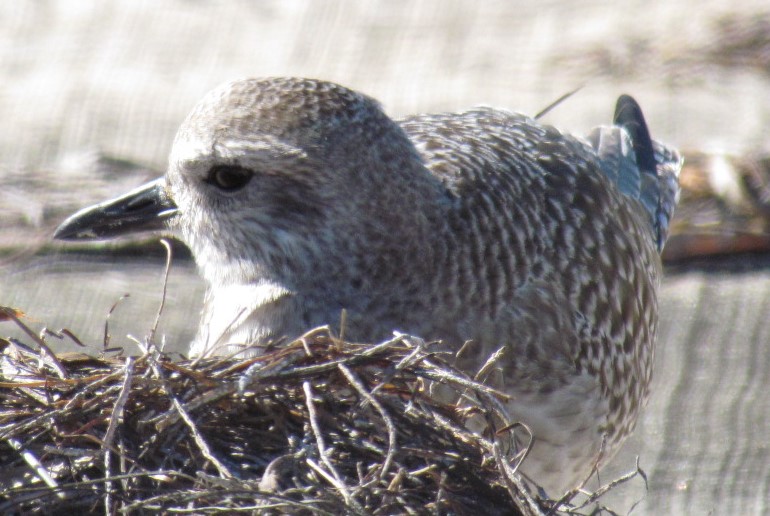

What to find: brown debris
left=663, top=150, right=770, bottom=262
left=1, top=322, right=545, bottom=515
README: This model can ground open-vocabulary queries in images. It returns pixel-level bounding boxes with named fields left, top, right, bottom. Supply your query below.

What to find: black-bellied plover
left=55, top=78, right=681, bottom=496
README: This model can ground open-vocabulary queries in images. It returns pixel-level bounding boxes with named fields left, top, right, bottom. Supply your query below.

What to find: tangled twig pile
left=1, top=310, right=548, bottom=515
left=1, top=303, right=647, bottom=515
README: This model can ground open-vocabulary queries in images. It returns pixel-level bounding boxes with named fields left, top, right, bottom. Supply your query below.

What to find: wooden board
left=3, top=1, right=770, bottom=512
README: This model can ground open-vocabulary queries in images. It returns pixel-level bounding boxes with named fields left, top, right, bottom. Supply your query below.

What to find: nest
left=1, top=303, right=552, bottom=515
left=0, top=306, right=641, bottom=515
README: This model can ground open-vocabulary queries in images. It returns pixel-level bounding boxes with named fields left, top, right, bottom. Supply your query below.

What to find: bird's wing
left=587, top=95, right=682, bottom=251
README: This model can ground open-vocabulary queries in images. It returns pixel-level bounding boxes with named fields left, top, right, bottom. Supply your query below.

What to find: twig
left=60, top=328, right=86, bottom=348
left=103, top=356, right=134, bottom=516
left=338, top=363, right=397, bottom=481
left=338, top=308, right=348, bottom=344
left=549, top=433, right=610, bottom=514
left=63, top=368, right=129, bottom=411
left=303, top=381, right=362, bottom=512
left=420, top=359, right=512, bottom=401
left=170, top=393, right=233, bottom=479
left=192, top=307, right=248, bottom=364
left=473, top=345, right=507, bottom=382
left=306, top=458, right=345, bottom=491
left=103, top=294, right=130, bottom=351
left=368, top=337, right=430, bottom=400
left=534, top=85, right=584, bottom=120
left=149, top=239, right=173, bottom=345
left=147, top=352, right=233, bottom=480
left=5, top=438, right=66, bottom=500
left=360, top=332, right=414, bottom=358
left=236, top=347, right=307, bottom=392
left=496, top=421, right=535, bottom=476
left=491, top=436, right=543, bottom=515
left=626, top=458, right=649, bottom=515
left=416, top=398, right=482, bottom=448
left=0, top=307, right=67, bottom=378
left=2, top=470, right=191, bottom=494
left=103, top=357, right=134, bottom=448
left=302, top=381, right=336, bottom=479
left=566, top=457, right=648, bottom=514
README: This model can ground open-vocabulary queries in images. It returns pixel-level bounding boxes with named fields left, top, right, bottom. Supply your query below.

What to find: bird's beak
left=54, top=177, right=178, bottom=241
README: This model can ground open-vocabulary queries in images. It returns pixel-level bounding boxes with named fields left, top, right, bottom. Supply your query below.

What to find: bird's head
left=55, top=78, right=434, bottom=287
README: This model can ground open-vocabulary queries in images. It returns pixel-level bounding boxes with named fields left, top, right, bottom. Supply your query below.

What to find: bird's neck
left=189, top=279, right=298, bottom=358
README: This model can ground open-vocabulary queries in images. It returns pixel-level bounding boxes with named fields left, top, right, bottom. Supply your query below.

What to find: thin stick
left=548, top=433, right=611, bottom=514
left=170, top=393, right=233, bottom=479
left=534, top=85, right=584, bottom=120
left=103, top=295, right=130, bottom=351
left=302, top=381, right=361, bottom=512
left=103, top=357, right=135, bottom=448
left=147, top=352, right=233, bottom=480
left=6, top=438, right=66, bottom=499
left=338, top=364, right=397, bottom=481
left=568, top=456, right=647, bottom=513
left=0, top=307, right=67, bottom=378
left=420, top=360, right=512, bottom=400
left=149, top=239, right=173, bottom=345
left=192, top=307, right=248, bottom=365
left=338, top=308, right=348, bottom=344
left=302, top=381, right=335, bottom=478
left=474, top=345, right=506, bottom=381
left=103, top=357, right=135, bottom=516
left=491, top=437, right=542, bottom=515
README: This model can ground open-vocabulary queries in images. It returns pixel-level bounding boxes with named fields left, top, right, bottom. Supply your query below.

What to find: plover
left=55, top=78, right=681, bottom=495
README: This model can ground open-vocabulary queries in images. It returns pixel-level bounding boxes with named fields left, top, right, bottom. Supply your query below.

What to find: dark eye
left=205, top=165, right=253, bottom=191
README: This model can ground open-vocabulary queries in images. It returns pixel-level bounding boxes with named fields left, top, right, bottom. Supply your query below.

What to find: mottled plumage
left=54, top=78, right=682, bottom=496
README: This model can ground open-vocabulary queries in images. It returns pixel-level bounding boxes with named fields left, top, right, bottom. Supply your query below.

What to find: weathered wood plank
left=3, top=1, right=770, bottom=513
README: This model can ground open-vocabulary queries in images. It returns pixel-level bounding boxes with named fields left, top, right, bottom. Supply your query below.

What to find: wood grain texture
left=605, top=261, right=770, bottom=513
left=2, top=1, right=770, bottom=513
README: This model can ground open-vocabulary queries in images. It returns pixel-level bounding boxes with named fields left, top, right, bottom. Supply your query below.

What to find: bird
left=54, top=77, right=681, bottom=497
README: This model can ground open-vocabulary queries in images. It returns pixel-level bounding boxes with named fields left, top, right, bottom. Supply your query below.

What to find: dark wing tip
left=613, top=95, right=657, bottom=173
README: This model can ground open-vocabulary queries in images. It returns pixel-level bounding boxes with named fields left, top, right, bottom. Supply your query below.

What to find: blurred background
left=3, top=1, right=770, bottom=513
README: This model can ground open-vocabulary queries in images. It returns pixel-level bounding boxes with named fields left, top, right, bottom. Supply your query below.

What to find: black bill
left=53, top=177, right=178, bottom=241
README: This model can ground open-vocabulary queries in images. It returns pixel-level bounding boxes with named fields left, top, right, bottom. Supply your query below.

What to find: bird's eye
left=205, top=165, right=253, bottom=191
